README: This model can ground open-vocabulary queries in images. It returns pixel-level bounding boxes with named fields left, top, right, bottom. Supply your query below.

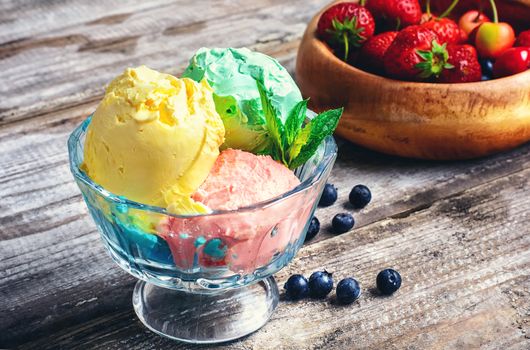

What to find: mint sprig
left=289, top=108, right=343, bottom=169
left=257, top=82, right=286, bottom=163
left=257, top=81, right=343, bottom=169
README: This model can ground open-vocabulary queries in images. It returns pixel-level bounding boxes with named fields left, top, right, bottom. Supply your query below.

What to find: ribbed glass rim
left=68, top=114, right=337, bottom=219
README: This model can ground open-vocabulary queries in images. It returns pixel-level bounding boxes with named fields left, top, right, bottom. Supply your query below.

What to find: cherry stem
left=343, top=32, right=349, bottom=61
left=395, top=17, right=401, bottom=31
left=359, top=0, right=366, bottom=6
left=426, top=0, right=431, bottom=16
left=488, top=0, right=498, bottom=23
left=439, top=0, right=459, bottom=18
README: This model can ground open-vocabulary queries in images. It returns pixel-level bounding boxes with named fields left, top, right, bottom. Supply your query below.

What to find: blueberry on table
left=308, top=271, right=334, bottom=298
left=376, top=269, right=402, bottom=295
left=332, top=213, right=355, bottom=234
left=349, top=184, right=372, bottom=209
left=284, top=274, right=309, bottom=300
left=319, top=183, right=338, bottom=207
left=305, top=217, right=320, bottom=242
left=336, top=278, right=361, bottom=304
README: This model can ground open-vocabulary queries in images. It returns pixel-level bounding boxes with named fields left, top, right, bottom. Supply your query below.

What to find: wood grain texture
left=2, top=112, right=530, bottom=347
left=1, top=0, right=530, bottom=349
left=0, top=0, right=327, bottom=125
left=8, top=167, right=530, bottom=350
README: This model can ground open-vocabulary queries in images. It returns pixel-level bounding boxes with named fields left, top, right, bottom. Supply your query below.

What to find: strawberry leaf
left=328, top=15, right=366, bottom=61
left=415, top=40, right=451, bottom=79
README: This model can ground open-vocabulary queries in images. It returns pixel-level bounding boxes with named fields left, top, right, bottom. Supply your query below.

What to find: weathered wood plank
left=0, top=0, right=327, bottom=125
left=10, top=167, right=530, bottom=349
left=0, top=0, right=171, bottom=43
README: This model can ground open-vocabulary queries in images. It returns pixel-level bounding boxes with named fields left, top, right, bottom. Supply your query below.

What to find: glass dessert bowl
left=68, top=115, right=337, bottom=344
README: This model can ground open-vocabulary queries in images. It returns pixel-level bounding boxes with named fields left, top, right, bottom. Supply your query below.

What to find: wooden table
left=1, top=1, right=529, bottom=349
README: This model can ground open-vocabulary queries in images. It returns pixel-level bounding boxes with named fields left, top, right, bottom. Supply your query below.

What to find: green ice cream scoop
left=182, top=47, right=303, bottom=153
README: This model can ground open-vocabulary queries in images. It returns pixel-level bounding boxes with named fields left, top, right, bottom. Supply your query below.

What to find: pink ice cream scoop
left=192, top=149, right=300, bottom=210
left=157, top=149, right=316, bottom=274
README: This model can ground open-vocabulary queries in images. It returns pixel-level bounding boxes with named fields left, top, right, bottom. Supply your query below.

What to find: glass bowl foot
left=132, top=277, right=279, bottom=344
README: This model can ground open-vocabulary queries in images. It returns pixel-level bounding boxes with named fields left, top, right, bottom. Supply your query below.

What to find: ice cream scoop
left=182, top=48, right=302, bottom=153
left=192, top=148, right=301, bottom=210
left=158, top=149, right=307, bottom=272
left=81, top=66, right=225, bottom=214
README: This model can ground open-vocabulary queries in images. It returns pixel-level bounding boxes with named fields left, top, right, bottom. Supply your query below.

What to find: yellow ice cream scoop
left=81, top=66, right=225, bottom=214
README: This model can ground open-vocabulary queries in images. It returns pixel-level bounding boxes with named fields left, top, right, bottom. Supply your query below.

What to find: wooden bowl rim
left=302, top=1, right=530, bottom=90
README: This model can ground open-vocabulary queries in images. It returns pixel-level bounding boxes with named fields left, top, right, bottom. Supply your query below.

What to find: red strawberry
left=515, top=30, right=530, bottom=47
left=459, top=29, right=469, bottom=43
left=358, top=31, right=399, bottom=73
left=384, top=25, right=451, bottom=81
left=438, top=44, right=482, bottom=83
left=317, top=2, right=375, bottom=61
left=366, top=0, right=422, bottom=28
left=422, top=17, right=462, bottom=44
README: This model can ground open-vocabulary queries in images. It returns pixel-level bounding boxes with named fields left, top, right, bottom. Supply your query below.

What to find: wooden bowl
left=296, top=0, right=530, bottom=160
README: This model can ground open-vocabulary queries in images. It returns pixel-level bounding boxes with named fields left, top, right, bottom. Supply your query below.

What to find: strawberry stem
left=439, top=0, right=460, bottom=18
left=488, top=0, right=498, bottom=23
left=359, top=0, right=366, bottom=6
left=343, top=31, right=349, bottom=61
left=415, top=40, right=454, bottom=79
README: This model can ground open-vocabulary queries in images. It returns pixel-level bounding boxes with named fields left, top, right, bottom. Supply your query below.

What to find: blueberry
left=305, top=217, right=320, bottom=242
left=284, top=274, right=309, bottom=300
left=332, top=213, right=354, bottom=234
left=349, top=184, right=372, bottom=209
left=319, top=183, right=338, bottom=207
left=376, top=268, right=402, bottom=295
left=479, top=58, right=494, bottom=79
left=308, top=270, right=334, bottom=298
left=336, top=278, right=361, bottom=304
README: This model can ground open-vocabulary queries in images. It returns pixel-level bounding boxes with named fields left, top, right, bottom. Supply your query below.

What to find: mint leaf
left=289, top=108, right=343, bottom=169
left=287, top=122, right=311, bottom=162
left=257, top=81, right=286, bottom=163
left=285, top=99, right=308, bottom=145
left=256, top=81, right=343, bottom=170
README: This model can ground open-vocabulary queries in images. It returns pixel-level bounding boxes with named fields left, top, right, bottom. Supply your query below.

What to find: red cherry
left=474, top=22, right=515, bottom=59
left=516, top=30, right=530, bottom=47
left=493, top=47, right=530, bottom=78
left=458, top=10, right=490, bottom=35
